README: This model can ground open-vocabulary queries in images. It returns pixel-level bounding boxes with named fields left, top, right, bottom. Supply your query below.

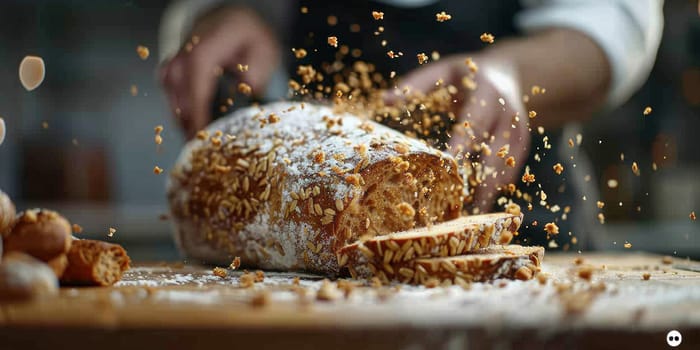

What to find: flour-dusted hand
left=159, top=6, right=280, bottom=139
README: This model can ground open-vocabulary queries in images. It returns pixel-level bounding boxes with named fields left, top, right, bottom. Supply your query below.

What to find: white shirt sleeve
left=516, top=0, right=664, bottom=109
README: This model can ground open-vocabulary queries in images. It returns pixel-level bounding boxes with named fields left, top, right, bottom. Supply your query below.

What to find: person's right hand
left=160, top=6, right=280, bottom=139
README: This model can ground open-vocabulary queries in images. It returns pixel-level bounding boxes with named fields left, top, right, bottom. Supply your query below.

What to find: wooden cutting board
left=1, top=252, right=699, bottom=349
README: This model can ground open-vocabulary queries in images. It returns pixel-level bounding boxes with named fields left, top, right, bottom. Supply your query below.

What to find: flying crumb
left=552, top=163, right=564, bottom=175
left=136, top=45, right=150, bottom=60
left=372, top=11, right=384, bottom=20
left=544, top=222, right=559, bottom=235
left=155, top=135, right=163, bottom=145
left=643, top=106, right=652, bottom=116
left=19, top=55, right=46, bottom=91
left=130, top=84, right=138, bottom=96
left=436, top=11, right=452, bottom=22
left=327, top=36, right=338, bottom=48
left=624, top=242, right=632, bottom=249
left=300, top=6, right=308, bottom=14
left=505, top=156, right=516, bottom=168
left=108, top=227, right=116, bottom=237
left=72, top=223, right=83, bottom=234
left=237, top=64, right=249, bottom=72
left=568, top=138, right=575, bottom=147
left=417, top=53, right=429, bottom=65
left=293, top=48, right=307, bottom=59
left=153, top=166, right=163, bottom=175
left=596, top=201, right=605, bottom=209
left=597, top=213, right=605, bottom=224
left=327, top=15, right=338, bottom=26
left=691, top=211, right=696, bottom=221
left=607, top=179, right=618, bottom=189
left=528, top=110, right=537, bottom=119
left=213, top=267, right=227, bottom=278
left=464, top=57, right=478, bottom=72
left=238, top=83, right=252, bottom=95
left=480, top=33, right=495, bottom=44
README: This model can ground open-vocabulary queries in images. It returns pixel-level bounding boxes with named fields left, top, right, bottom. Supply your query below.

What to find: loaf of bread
left=168, top=102, right=465, bottom=274
left=348, top=244, right=544, bottom=284
left=337, top=212, right=522, bottom=278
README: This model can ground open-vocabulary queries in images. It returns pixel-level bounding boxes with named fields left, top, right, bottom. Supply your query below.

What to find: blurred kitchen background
left=0, top=0, right=698, bottom=261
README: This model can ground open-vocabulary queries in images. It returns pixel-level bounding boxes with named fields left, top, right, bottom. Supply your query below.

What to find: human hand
left=394, top=55, right=531, bottom=213
left=160, top=6, right=280, bottom=139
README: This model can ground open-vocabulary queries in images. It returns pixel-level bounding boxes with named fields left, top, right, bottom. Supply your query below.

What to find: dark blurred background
left=0, top=0, right=697, bottom=260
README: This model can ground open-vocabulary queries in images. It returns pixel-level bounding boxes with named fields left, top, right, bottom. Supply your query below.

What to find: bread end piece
left=60, top=239, right=131, bottom=286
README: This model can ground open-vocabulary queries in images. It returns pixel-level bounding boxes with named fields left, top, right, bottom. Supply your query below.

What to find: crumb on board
left=577, top=266, right=594, bottom=281
left=229, top=257, right=241, bottom=270
left=642, top=273, right=651, bottom=280
left=250, top=290, right=270, bottom=307
left=212, top=267, right=227, bottom=278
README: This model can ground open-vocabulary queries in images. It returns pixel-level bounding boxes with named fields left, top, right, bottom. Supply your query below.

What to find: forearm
left=481, top=28, right=611, bottom=129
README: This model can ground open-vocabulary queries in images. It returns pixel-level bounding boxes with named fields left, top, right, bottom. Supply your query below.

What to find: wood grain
left=1, top=252, right=699, bottom=349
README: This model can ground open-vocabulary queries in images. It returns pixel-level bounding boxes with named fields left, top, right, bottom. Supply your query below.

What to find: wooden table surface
left=1, top=252, right=699, bottom=349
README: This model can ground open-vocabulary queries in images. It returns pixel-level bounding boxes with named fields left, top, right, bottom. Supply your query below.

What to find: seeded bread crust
left=168, top=102, right=465, bottom=274
left=337, top=212, right=523, bottom=277
left=349, top=244, right=544, bottom=284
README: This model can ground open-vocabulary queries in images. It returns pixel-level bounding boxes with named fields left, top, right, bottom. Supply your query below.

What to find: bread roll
left=0, top=252, right=58, bottom=302
left=168, top=102, right=465, bottom=274
left=3, top=209, right=72, bottom=277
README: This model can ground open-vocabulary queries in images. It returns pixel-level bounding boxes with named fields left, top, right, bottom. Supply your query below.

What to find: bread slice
left=347, top=244, right=544, bottom=285
left=337, top=212, right=522, bottom=276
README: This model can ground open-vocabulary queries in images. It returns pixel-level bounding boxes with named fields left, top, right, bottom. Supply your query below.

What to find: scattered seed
left=136, top=45, right=150, bottom=60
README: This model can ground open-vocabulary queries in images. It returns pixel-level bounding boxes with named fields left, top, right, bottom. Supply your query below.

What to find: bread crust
left=168, top=102, right=465, bottom=274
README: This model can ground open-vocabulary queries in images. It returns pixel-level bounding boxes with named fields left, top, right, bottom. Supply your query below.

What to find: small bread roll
left=0, top=251, right=58, bottom=302
left=3, top=209, right=72, bottom=277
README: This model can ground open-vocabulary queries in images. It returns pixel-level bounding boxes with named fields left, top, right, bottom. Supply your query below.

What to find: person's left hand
left=395, top=55, right=531, bottom=213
